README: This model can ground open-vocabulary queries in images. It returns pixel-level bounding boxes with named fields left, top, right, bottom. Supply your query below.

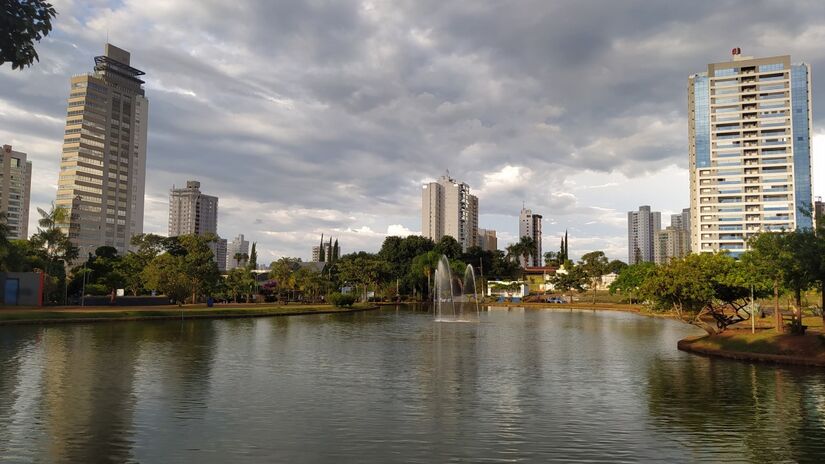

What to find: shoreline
left=0, top=304, right=379, bottom=326
left=678, top=333, right=825, bottom=367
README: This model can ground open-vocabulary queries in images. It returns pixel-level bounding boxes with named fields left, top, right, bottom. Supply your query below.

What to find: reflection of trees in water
left=646, top=356, right=825, bottom=461
left=39, top=325, right=141, bottom=463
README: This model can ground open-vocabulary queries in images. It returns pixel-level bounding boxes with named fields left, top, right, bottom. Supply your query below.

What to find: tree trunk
left=821, top=280, right=825, bottom=325
left=795, top=288, right=803, bottom=329
left=774, top=282, right=784, bottom=333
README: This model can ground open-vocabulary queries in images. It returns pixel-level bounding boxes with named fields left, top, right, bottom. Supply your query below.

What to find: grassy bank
left=0, top=303, right=377, bottom=325
left=679, top=327, right=825, bottom=367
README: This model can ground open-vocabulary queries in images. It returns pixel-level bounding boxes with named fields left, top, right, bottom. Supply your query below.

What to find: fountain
left=433, top=255, right=480, bottom=322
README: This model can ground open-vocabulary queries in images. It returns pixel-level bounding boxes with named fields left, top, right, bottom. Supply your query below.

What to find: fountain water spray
left=434, top=255, right=480, bottom=322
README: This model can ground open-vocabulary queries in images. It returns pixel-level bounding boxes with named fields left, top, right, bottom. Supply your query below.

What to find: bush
left=328, top=292, right=357, bottom=308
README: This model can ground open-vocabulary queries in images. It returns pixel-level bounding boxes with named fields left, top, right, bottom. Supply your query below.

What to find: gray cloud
left=3, top=0, right=825, bottom=261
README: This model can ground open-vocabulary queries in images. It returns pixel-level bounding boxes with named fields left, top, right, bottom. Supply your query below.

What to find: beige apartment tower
left=689, top=49, right=812, bottom=256
left=0, top=145, right=32, bottom=240
left=55, top=44, right=148, bottom=257
left=168, top=180, right=218, bottom=237
left=421, top=174, right=478, bottom=251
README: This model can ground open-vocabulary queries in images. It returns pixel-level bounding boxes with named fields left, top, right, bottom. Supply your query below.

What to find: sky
left=3, top=0, right=825, bottom=264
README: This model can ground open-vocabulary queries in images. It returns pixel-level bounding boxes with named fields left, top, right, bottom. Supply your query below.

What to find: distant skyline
left=2, top=0, right=825, bottom=262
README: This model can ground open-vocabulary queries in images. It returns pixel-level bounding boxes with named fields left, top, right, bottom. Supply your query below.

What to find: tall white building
left=226, top=234, right=249, bottom=270
left=55, top=44, right=148, bottom=257
left=518, top=207, right=542, bottom=267
left=627, top=205, right=661, bottom=264
left=689, top=49, right=813, bottom=256
left=0, top=145, right=32, bottom=240
left=421, top=174, right=478, bottom=251
left=168, top=180, right=218, bottom=237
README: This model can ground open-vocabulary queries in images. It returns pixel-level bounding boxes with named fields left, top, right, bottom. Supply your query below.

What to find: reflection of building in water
left=40, top=327, right=140, bottom=462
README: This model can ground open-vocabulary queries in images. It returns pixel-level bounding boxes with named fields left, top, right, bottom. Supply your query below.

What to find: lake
left=1, top=305, right=824, bottom=463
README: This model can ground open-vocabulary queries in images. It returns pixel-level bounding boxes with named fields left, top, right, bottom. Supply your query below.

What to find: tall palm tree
left=412, top=250, right=441, bottom=300
left=516, top=236, right=538, bottom=268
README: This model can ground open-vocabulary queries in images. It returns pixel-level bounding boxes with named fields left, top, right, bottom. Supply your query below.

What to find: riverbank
left=0, top=303, right=379, bottom=326
left=678, top=328, right=825, bottom=367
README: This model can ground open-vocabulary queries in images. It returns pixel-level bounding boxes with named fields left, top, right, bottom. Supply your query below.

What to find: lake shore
left=678, top=329, right=825, bottom=367
left=0, top=303, right=379, bottom=326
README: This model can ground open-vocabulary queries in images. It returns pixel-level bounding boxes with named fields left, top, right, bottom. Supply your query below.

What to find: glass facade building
left=688, top=51, right=813, bottom=256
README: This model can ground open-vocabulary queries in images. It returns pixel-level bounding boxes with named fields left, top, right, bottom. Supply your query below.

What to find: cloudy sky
left=3, top=0, right=825, bottom=263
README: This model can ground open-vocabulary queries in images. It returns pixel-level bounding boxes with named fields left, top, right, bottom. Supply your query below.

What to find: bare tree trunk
left=821, top=280, right=825, bottom=325
left=774, top=282, right=784, bottom=333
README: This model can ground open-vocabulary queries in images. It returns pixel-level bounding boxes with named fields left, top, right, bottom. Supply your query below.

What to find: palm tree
left=516, top=236, right=538, bottom=268
left=412, top=250, right=441, bottom=300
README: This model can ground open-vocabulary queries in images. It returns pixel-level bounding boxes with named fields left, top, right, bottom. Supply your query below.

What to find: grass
left=684, top=327, right=825, bottom=363
left=0, top=303, right=376, bottom=324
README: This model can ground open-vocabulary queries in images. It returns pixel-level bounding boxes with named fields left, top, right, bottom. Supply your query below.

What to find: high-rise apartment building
left=689, top=49, right=812, bottom=255
left=0, top=145, right=32, bottom=240
left=518, top=207, right=542, bottom=267
left=210, top=237, right=227, bottom=273
left=477, top=228, right=498, bottom=252
left=421, top=174, right=478, bottom=251
left=168, top=180, right=218, bottom=236
left=55, top=44, right=148, bottom=257
left=226, top=234, right=249, bottom=271
left=627, top=205, right=661, bottom=264
left=654, top=212, right=691, bottom=264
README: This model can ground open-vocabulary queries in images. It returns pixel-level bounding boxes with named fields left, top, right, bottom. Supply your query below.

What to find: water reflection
left=0, top=307, right=823, bottom=462
left=647, top=355, right=825, bottom=462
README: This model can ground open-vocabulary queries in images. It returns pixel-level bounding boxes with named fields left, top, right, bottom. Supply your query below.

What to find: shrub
left=328, top=292, right=357, bottom=308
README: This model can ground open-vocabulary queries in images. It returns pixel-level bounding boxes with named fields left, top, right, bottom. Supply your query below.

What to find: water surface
left=1, top=306, right=823, bottom=463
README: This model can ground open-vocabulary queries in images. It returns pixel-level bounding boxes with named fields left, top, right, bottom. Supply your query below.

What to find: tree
left=544, top=251, right=560, bottom=268
left=548, top=260, right=586, bottom=302
left=233, top=252, right=248, bottom=268
left=248, top=242, right=258, bottom=270
left=332, top=239, right=340, bottom=262
left=142, top=253, right=189, bottom=305
left=609, top=262, right=655, bottom=304
left=30, top=204, right=77, bottom=300
left=318, top=234, right=325, bottom=262
left=268, top=257, right=301, bottom=301
left=1, top=0, right=57, bottom=70
left=411, top=250, right=441, bottom=300
left=514, top=235, right=538, bottom=268
left=607, top=259, right=628, bottom=275
left=640, top=253, right=760, bottom=334
left=579, top=250, right=609, bottom=304
left=742, top=232, right=795, bottom=333
left=143, top=234, right=220, bottom=304
left=225, top=267, right=254, bottom=302
left=434, top=235, right=462, bottom=260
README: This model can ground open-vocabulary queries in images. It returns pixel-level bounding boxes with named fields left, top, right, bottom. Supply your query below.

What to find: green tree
left=549, top=260, right=586, bottom=302
left=514, top=235, right=538, bottom=268
left=544, top=251, right=560, bottom=268
left=142, top=253, right=189, bottom=305
left=248, top=242, right=258, bottom=270
left=607, top=259, right=628, bottom=275
left=434, top=235, right=462, bottom=260
left=742, top=232, right=795, bottom=333
left=225, top=267, right=254, bottom=303
left=640, top=253, right=758, bottom=334
left=1, top=0, right=57, bottom=70
left=411, top=250, right=441, bottom=300
left=609, top=262, right=655, bottom=304
left=318, top=234, right=325, bottom=262
left=579, top=250, right=609, bottom=304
